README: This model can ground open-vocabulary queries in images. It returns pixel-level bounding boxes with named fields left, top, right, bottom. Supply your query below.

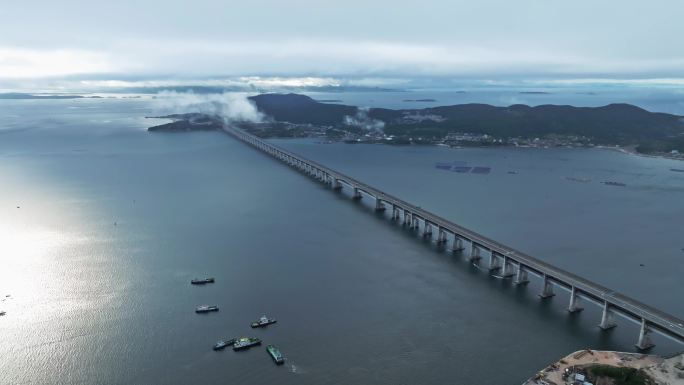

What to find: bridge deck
left=225, top=126, right=684, bottom=342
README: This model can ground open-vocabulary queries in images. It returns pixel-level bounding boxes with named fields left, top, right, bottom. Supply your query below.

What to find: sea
left=1, top=90, right=683, bottom=385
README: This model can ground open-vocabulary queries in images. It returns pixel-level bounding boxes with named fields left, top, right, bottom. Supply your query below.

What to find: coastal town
left=237, top=121, right=684, bottom=160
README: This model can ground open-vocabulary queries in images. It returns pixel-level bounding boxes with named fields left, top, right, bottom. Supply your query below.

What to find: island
left=147, top=93, right=684, bottom=158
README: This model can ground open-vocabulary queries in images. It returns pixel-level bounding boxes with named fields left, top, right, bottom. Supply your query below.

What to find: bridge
left=224, top=125, right=684, bottom=350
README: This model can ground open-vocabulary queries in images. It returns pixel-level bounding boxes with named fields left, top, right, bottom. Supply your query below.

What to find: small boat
left=266, top=345, right=284, bottom=365
left=251, top=315, right=277, bottom=328
left=602, top=181, right=626, bottom=187
left=670, top=168, right=684, bottom=173
left=565, top=176, right=590, bottom=183
left=0, top=311, right=5, bottom=316
left=195, top=305, right=219, bottom=313
left=191, top=278, right=215, bottom=285
left=213, top=338, right=236, bottom=351
left=233, top=337, right=262, bottom=351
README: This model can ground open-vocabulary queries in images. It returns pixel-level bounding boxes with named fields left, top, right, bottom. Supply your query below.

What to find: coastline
left=522, top=349, right=684, bottom=385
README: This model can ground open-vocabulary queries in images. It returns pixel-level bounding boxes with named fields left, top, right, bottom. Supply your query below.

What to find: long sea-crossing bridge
left=224, top=125, right=684, bottom=350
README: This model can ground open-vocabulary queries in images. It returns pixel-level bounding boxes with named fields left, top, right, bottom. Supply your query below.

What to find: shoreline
left=267, top=136, right=684, bottom=163
left=522, top=349, right=684, bottom=385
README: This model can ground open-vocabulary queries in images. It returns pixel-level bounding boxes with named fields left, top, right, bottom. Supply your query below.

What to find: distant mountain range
left=247, top=93, right=684, bottom=153
left=148, top=93, right=684, bottom=154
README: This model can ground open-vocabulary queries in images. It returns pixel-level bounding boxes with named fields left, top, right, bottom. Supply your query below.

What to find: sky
left=1, top=0, right=684, bottom=90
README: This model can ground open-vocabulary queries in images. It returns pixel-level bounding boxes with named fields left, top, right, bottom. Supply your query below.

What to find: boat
left=195, top=305, right=219, bottom=313
left=266, top=345, right=284, bottom=365
left=191, top=278, right=215, bottom=285
left=232, top=337, right=262, bottom=351
left=602, top=181, right=626, bottom=187
left=671, top=168, right=684, bottom=173
left=565, top=176, right=590, bottom=183
left=251, top=315, right=277, bottom=328
left=0, top=311, right=5, bottom=316
left=213, top=338, right=236, bottom=351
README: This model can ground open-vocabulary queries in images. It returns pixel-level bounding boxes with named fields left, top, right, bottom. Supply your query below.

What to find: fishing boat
left=213, top=338, right=236, bottom=351
left=251, top=315, right=277, bottom=328
left=195, top=305, right=219, bottom=313
left=233, top=337, right=262, bottom=351
left=266, top=345, right=284, bottom=365
left=191, top=278, right=215, bottom=285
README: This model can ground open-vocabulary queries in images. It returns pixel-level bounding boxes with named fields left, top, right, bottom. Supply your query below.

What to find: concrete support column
left=488, top=252, right=502, bottom=273
left=411, top=216, right=419, bottom=229
left=500, top=256, right=515, bottom=277
left=403, top=211, right=411, bottom=226
left=539, top=274, right=555, bottom=299
left=470, top=243, right=482, bottom=261
left=598, top=301, right=617, bottom=330
left=514, top=264, right=529, bottom=285
left=635, top=319, right=655, bottom=350
left=392, top=206, right=400, bottom=220
left=452, top=235, right=464, bottom=251
left=567, top=286, right=583, bottom=313
left=352, top=187, right=362, bottom=200
left=422, top=221, right=433, bottom=238
left=375, top=198, right=386, bottom=211
left=333, top=179, right=342, bottom=190
left=437, top=228, right=448, bottom=243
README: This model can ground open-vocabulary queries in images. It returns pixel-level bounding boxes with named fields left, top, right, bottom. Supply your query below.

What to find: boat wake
left=288, top=362, right=307, bottom=375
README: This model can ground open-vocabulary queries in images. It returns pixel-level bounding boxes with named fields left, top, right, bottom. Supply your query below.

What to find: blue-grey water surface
left=1, top=97, right=683, bottom=385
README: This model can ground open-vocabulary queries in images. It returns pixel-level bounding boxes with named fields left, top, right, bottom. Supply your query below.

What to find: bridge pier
left=391, top=205, right=400, bottom=220
left=352, top=187, right=362, bottom=200
left=567, top=286, right=583, bottom=313
left=470, top=243, right=482, bottom=262
left=500, top=256, right=515, bottom=277
left=411, top=216, right=419, bottom=229
left=333, top=179, right=342, bottom=190
left=636, top=318, right=655, bottom=351
left=452, top=235, right=464, bottom=252
left=422, top=221, right=433, bottom=238
left=539, top=274, right=555, bottom=299
left=514, top=264, right=529, bottom=285
left=488, top=252, right=502, bottom=273
left=437, top=228, right=448, bottom=243
left=403, top=211, right=411, bottom=226
left=375, top=198, right=386, bottom=212
left=599, top=301, right=617, bottom=330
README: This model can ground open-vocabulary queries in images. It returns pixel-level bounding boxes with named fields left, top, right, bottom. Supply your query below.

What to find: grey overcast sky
left=1, top=0, right=683, bottom=83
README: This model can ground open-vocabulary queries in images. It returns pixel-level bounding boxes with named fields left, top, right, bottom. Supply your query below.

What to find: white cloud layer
left=3, top=38, right=684, bottom=83
left=2, top=1, right=684, bottom=84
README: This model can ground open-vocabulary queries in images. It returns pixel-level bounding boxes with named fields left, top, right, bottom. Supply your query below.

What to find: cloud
left=0, top=48, right=115, bottom=78
left=4, top=37, right=684, bottom=83
left=152, top=91, right=264, bottom=124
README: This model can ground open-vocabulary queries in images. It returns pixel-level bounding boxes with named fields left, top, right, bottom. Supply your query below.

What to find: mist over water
left=1, top=96, right=683, bottom=385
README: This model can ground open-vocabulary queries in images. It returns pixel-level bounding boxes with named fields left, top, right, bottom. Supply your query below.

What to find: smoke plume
left=344, top=107, right=385, bottom=132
